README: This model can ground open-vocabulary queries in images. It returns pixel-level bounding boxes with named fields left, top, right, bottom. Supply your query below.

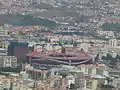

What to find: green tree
left=70, top=83, right=76, bottom=89
left=106, top=54, right=113, bottom=60
left=94, top=53, right=99, bottom=62
left=115, top=54, right=120, bottom=60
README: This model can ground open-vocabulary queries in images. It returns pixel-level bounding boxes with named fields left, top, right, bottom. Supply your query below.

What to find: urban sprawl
left=0, top=0, right=120, bottom=90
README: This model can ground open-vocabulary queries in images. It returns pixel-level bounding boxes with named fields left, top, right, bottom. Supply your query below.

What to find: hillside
left=0, top=14, right=56, bottom=28
left=102, top=22, right=120, bottom=32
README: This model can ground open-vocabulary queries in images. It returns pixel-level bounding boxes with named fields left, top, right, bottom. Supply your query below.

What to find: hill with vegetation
left=102, top=22, right=120, bottom=32
left=0, top=14, right=56, bottom=28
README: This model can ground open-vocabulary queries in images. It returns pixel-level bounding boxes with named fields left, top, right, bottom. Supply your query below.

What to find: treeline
left=102, top=54, right=120, bottom=67
left=102, top=22, right=120, bottom=32
left=0, top=14, right=56, bottom=28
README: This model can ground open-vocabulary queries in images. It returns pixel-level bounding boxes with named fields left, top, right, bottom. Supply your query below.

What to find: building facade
left=8, top=41, right=29, bottom=60
left=0, top=56, right=17, bottom=68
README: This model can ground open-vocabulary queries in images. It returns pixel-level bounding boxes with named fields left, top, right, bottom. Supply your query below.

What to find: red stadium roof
left=27, top=47, right=91, bottom=61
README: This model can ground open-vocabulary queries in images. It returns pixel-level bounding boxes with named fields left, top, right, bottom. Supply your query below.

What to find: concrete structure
left=109, top=39, right=117, bottom=47
left=24, top=64, right=50, bottom=80
left=8, top=41, right=29, bottom=60
left=77, top=64, right=108, bottom=90
left=97, top=85, right=115, bottom=90
left=27, top=46, right=92, bottom=66
left=0, top=48, right=8, bottom=56
left=0, top=56, right=17, bottom=68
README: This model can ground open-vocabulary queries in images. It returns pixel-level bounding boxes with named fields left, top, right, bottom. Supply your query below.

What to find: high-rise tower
left=8, top=41, right=29, bottom=60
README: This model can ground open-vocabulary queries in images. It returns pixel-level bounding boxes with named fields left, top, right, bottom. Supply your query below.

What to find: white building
left=0, top=56, right=17, bottom=68
left=66, top=75, right=75, bottom=88
left=79, top=43, right=90, bottom=52
left=109, top=39, right=117, bottom=47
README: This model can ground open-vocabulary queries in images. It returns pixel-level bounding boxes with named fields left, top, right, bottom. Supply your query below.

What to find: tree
left=106, top=54, right=113, bottom=61
left=115, top=54, right=120, bottom=60
left=70, top=83, right=76, bottom=89
left=102, top=56, right=106, bottom=60
left=106, top=77, right=113, bottom=84
left=94, top=53, right=99, bottom=62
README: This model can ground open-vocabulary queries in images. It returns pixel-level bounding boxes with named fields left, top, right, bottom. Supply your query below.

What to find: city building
left=0, top=56, right=17, bottom=68
left=109, top=39, right=117, bottom=47
left=8, top=41, right=29, bottom=60
left=27, top=46, right=92, bottom=66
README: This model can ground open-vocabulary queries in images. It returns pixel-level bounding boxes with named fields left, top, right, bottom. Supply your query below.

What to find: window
left=96, top=68, right=103, bottom=75
left=88, top=69, right=92, bottom=75
left=86, top=80, right=92, bottom=89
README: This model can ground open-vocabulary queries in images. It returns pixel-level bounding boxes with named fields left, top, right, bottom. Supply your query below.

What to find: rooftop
left=28, top=47, right=91, bottom=60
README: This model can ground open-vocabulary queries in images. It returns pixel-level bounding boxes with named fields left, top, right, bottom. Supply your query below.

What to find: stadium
left=27, top=46, right=92, bottom=66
